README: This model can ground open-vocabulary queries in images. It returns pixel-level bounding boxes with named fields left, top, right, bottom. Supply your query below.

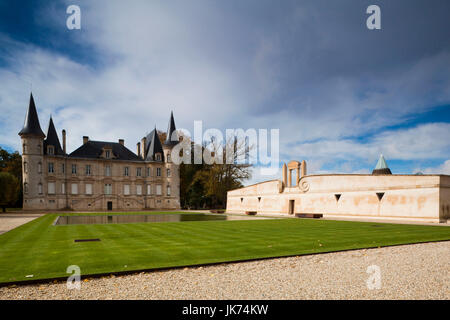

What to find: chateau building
left=19, top=93, right=180, bottom=211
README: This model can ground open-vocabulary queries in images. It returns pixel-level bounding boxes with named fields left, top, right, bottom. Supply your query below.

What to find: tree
left=0, top=147, right=22, bottom=208
left=178, top=135, right=252, bottom=209
left=0, top=172, right=20, bottom=212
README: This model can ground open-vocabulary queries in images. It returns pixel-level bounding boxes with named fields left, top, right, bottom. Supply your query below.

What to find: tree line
left=0, top=147, right=22, bottom=212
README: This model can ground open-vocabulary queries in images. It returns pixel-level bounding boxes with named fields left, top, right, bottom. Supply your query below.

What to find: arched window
left=24, top=162, right=28, bottom=173
left=38, top=183, right=43, bottom=194
left=38, top=162, right=42, bottom=174
left=24, top=182, right=28, bottom=193
left=23, top=143, right=27, bottom=154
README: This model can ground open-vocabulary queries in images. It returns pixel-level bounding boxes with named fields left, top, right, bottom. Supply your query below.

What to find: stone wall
left=227, top=174, right=449, bottom=223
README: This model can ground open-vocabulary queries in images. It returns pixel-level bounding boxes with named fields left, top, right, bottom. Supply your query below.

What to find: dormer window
left=47, top=146, right=54, bottom=155
left=167, top=153, right=171, bottom=162
left=156, top=153, right=161, bottom=161
left=105, top=150, right=111, bottom=159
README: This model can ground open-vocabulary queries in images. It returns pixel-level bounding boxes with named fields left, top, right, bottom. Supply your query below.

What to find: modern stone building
left=19, top=93, right=180, bottom=211
left=227, top=157, right=450, bottom=223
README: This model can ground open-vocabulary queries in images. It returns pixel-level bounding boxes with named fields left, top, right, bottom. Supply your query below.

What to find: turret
left=163, top=112, right=180, bottom=203
left=372, top=154, right=392, bottom=175
left=18, top=93, right=46, bottom=209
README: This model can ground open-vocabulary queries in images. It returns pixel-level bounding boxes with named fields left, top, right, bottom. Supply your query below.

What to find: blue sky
left=0, top=0, right=449, bottom=184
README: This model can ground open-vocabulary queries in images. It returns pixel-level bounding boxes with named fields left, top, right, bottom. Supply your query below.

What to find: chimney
left=62, top=129, right=66, bottom=154
left=141, top=137, right=147, bottom=159
left=118, top=139, right=124, bottom=146
left=137, top=142, right=141, bottom=157
left=83, top=136, right=89, bottom=144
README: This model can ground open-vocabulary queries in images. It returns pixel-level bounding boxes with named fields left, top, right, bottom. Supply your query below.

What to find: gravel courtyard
left=0, top=241, right=448, bottom=300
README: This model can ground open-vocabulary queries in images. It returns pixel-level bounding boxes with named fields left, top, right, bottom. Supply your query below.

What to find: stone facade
left=227, top=159, right=450, bottom=223
left=19, top=94, right=180, bottom=211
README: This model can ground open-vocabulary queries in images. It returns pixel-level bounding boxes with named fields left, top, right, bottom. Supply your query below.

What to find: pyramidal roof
left=18, top=93, right=45, bottom=137
left=372, top=154, right=392, bottom=175
left=164, top=111, right=178, bottom=146
left=44, top=116, right=65, bottom=156
left=375, top=154, right=388, bottom=169
left=145, top=127, right=164, bottom=161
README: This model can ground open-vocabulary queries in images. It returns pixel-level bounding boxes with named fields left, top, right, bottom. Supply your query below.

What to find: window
left=124, top=184, right=130, bottom=195
left=167, top=185, right=171, bottom=196
left=136, top=185, right=142, bottom=195
left=167, top=168, right=171, bottom=177
left=24, top=182, right=28, bottom=193
left=85, top=184, right=93, bottom=195
left=156, top=167, right=161, bottom=177
left=38, top=162, right=42, bottom=174
left=147, top=184, right=151, bottom=195
left=38, top=183, right=43, bottom=194
left=146, top=167, right=151, bottom=177
left=37, top=144, right=41, bottom=153
left=48, top=162, right=54, bottom=173
left=167, top=153, right=171, bottom=162
left=156, top=184, right=162, bottom=195
left=23, top=144, right=27, bottom=154
left=335, top=194, right=341, bottom=202
left=72, top=164, right=77, bottom=174
left=62, top=163, right=65, bottom=174
left=71, top=183, right=78, bottom=195
left=124, top=167, right=129, bottom=176
left=104, top=184, right=112, bottom=195
left=105, top=150, right=111, bottom=159
left=48, top=146, right=54, bottom=155
left=156, top=154, right=161, bottom=161
left=86, top=165, right=91, bottom=175
left=23, top=162, right=27, bottom=173
left=136, top=168, right=142, bottom=177
left=48, top=182, right=55, bottom=194
left=105, top=165, right=111, bottom=177
left=61, top=183, right=65, bottom=194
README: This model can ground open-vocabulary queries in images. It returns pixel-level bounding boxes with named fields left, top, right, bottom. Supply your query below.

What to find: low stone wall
left=227, top=174, right=450, bottom=223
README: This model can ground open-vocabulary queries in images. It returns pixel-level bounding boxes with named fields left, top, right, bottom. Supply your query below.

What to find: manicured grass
left=0, top=212, right=449, bottom=284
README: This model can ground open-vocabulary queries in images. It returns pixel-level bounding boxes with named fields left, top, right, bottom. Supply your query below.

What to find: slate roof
left=164, top=111, right=179, bottom=146
left=44, top=117, right=65, bottom=156
left=69, top=140, right=143, bottom=161
left=18, top=93, right=45, bottom=137
left=144, top=128, right=164, bottom=162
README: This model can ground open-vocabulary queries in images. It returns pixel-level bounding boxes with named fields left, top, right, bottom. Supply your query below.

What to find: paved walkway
left=0, top=214, right=44, bottom=235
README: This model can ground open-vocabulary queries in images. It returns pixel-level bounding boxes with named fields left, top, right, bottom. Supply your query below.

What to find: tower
left=163, top=111, right=180, bottom=205
left=18, top=93, right=46, bottom=209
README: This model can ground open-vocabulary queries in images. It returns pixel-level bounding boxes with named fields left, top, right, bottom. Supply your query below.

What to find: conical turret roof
left=164, top=111, right=178, bottom=146
left=145, top=127, right=164, bottom=161
left=44, top=116, right=65, bottom=156
left=18, top=93, right=45, bottom=137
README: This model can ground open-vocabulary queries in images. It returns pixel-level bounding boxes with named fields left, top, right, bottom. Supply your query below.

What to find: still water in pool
left=54, top=214, right=268, bottom=225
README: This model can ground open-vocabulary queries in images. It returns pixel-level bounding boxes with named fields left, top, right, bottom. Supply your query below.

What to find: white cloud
left=0, top=1, right=449, bottom=181
left=415, top=160, right=450, bottom=175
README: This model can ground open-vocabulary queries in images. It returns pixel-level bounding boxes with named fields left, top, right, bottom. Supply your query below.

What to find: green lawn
left=0, top=212, right=449, bottom=284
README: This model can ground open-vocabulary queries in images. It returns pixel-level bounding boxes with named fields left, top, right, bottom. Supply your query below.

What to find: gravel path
left=0, top=241, right=448, bottom=300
